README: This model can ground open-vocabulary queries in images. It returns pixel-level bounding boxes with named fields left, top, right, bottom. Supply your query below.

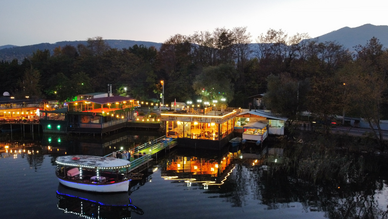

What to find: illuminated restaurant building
left=160, top=107, right=240, bottom=149
left=40, top=93, right=141, bottom=134
left=0, top=93, right=40, bottom=122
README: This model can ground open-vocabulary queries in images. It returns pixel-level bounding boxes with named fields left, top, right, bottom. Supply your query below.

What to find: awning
left=243, top=121, right=267, bottom=129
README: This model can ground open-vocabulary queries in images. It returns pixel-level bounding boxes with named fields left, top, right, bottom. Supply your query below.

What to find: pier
left=105, top=136, right=177, bottom=177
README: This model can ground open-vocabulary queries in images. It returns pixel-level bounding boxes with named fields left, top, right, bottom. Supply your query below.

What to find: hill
left=0, top=40, right=162, bottom=62
left=313, top=24, right=388, bottom=50
left=1, top=24, right=388, bottom=62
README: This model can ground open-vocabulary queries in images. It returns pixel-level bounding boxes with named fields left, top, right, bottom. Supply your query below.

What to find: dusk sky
left=1, top=0, right=387, bottom=46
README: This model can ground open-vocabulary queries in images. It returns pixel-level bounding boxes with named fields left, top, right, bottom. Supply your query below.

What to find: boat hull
left=58, top=178, right=130, bottom=193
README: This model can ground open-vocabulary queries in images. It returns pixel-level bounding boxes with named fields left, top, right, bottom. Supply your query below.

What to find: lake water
left=1, top=131, right=387, bottom=219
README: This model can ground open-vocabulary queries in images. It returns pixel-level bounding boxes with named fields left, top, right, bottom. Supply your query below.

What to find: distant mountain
left=0, top=40, right=162, bottom=62
left=1, top=24, right=388, bottom=62
left=313, top=24, right=388, bottom=50
left=0, top=45, right=16, bottom=50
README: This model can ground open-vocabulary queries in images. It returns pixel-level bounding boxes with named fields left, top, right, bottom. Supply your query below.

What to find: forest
left=1, top=27, right=388, bottom=143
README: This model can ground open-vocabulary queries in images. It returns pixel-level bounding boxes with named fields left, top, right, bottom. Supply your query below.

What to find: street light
left=160, top=80, right=164, bottom=105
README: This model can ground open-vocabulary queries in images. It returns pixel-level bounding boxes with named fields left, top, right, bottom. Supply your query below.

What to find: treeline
left=1, top=28, right=388, bottom=143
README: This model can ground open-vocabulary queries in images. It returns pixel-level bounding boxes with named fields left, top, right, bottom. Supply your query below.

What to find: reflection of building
left=161, top=149, right=235, bottom=187
left=161, top=108, right=240, bottom=149
left=41, top=130, right=161, bottom=156
left=56, top=184, right=144, bottom=218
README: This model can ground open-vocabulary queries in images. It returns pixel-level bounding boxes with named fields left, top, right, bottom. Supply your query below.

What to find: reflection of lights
left=255, top=159, right=258, bottom=163
left=215, top=164, right=218, bottom=168
left=5, top=145, right=8, bottom=149
left=153, top=167, right=158, bottom=172
left=162, top=176, right=179, bottom=180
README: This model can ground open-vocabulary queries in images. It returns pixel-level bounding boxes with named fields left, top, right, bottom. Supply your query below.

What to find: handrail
left=129, top=154, right=152, bottom=171
left=104, top=136, right=177, bottom=173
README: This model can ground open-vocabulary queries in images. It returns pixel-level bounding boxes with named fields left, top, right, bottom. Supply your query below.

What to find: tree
left=17, top=68, right=42, bottom=98
left=337, top=37, right=388, bottom=147
left=306, top=75, right=342, bottom=133
left=193, top=64, right=235, bottom=104
left=263, top=73, right=309, bottom=123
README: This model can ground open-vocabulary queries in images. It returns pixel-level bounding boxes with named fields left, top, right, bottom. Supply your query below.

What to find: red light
left=331, top=122, right=336, bottom=125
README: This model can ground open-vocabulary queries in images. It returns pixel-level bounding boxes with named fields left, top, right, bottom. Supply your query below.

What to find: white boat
left=55, top=155, right=131, bottom=193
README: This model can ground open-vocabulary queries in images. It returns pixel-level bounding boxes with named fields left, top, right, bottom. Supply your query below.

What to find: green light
left=58, top=138, right=61, bottom=143
left=48, top=137, right=52, bottom=142
left=57, top=125, right=60, bottom=130
left=81, top=83, right=84, bottom=85
left=47, top=124, right=51, bottom=129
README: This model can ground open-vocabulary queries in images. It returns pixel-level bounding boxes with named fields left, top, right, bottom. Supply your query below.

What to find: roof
left=73, top=96, right=135, bottom=105
left=55, top=155, right=131, bottom=169
left=243, top=121, right=268, bottom=129
left=238, top=109, right=288, bottom=121
left=78, top=92, right=107, bottom=96
left=247, top=93, right=265, bottom=98
left=0, top=97, right=37, bottom=104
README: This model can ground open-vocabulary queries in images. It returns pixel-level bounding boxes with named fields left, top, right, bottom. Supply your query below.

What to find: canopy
left=243, top=121, right=267, bottom=129
left=56, top=155, right=131, bottom=169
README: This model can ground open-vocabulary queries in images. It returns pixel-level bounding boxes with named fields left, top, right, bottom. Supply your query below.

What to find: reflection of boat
left=55, top=155, right=131, bottom=192
left=56, top=184, right=144, bottom=218
left=229, top=137, right=242, bottom=147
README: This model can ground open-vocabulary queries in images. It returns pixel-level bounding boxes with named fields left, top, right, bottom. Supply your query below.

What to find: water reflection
left=56, top=184, right=144, bottom=218
left=2, top=129, right=388, bottom=219
left=161, top=147, right=238, bottom=188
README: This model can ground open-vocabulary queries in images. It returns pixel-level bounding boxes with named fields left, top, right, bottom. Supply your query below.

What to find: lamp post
left=220, top=98, right=226, bottom=112
left=342, top=82, right=346, bottom=125
left=160, top=80, right=164, bottom=105
left=212, top=100, right=218, bottom=115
